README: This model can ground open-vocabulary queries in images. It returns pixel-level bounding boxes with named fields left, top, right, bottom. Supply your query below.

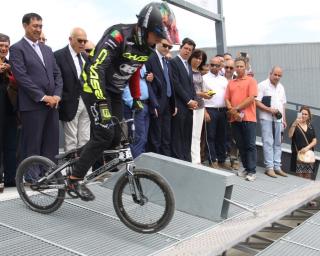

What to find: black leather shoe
left=70, top=181, right=95, bottom=201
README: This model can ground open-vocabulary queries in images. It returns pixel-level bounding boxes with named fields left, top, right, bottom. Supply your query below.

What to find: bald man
left=54, top=27, right=90, bottom=152
left=256, top=66, right=288, bottom=178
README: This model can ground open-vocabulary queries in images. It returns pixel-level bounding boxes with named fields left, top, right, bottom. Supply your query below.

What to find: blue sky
left=3, top=0, right=320, bottom=51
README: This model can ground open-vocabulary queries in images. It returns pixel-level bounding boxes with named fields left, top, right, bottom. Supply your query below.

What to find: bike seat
left=55, top=147, right=82, bottom=160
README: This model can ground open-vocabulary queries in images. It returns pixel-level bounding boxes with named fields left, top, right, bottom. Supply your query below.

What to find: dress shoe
left=275, top=169, right=288, bottom=177
left=265, top=168, right=277, bottom=178
left=218, top=162, right=232, bottom=170
left=231, top=161, right=240, bottom=170
left=210, top=162, right=219, bottom=169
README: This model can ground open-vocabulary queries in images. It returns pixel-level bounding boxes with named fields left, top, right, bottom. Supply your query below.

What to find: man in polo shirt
left=225, top=57, right=258, bottom=181
left=256, top=66, right=288, bottom=178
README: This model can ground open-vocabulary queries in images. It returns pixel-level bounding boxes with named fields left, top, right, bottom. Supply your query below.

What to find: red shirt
left=225, top=75, right=258, bottom=122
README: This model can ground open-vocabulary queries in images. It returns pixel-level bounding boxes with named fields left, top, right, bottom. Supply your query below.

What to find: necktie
left=162, top=57, right=172, bottom=97
left=184, top=60, right=189, bottom=74
left=32, top=43, right=45, bottom=65
left=77, top=53, right=83, bottom=70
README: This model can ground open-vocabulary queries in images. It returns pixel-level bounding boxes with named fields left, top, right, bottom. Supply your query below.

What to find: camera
left=274, top=111, right=282, bottom=120
left=240, top=52, right=248, bottom=58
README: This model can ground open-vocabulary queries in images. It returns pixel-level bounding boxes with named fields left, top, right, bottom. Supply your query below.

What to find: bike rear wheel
left=113, top=169, right=175, bottom=234
left=15, top=156, right=65, bottom=214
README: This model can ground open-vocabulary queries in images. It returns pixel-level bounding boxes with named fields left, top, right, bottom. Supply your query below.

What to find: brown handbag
left=295, top=125, right=316, bottom=164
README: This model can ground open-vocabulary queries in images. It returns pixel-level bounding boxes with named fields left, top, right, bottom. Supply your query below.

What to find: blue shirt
left=122, top=65, right=149, bottom=108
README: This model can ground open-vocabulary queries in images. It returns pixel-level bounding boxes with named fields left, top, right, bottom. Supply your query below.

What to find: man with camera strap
left=256, top=66, right=288, bottom=178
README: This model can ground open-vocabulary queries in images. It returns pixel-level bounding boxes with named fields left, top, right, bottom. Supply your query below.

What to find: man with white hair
left=54, top=27, right=90, bottom=152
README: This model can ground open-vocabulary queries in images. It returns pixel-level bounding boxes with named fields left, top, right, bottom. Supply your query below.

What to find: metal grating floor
left=258, top=210, right=320, bottom=255
left=0, top=185, right=217, bottom=256
left=1, top=166, right=320, bottom=256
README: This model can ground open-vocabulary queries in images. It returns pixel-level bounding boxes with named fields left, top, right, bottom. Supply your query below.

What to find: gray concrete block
left=134, top=153, right=237, bottom=221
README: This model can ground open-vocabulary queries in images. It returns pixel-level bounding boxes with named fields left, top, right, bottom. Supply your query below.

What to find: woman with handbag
left=288, top=106, right=317, bottom=180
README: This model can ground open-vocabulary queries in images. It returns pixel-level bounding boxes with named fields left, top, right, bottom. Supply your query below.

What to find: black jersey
left=82, top=24, right=153, bottom=100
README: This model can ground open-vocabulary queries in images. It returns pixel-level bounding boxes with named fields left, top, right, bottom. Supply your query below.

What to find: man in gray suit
left=10, top=13, right=63, bottom=180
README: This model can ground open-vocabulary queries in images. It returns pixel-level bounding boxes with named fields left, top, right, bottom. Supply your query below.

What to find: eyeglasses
left=39, top=37, right=47, bottom=42
left=77, top=39, right=88, bottom=44
left=162, top=43, right=173, bottom=50
left=210, top=64, right=220, bottom=68
left=85, top=48, right=93, bottom=53
left=225, top=66, right=234, bottom=70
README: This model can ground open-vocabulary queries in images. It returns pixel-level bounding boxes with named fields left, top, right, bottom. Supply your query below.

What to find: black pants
left=73, top=91, right=123, bottom=178
left=148, top=100, right=172, bottom=157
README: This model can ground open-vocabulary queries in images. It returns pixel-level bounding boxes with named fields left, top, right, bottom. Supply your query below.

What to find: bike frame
left=36, top=117, right=139, bottom=193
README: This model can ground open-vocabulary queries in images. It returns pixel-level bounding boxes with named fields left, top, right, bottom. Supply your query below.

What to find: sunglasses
left=77, top=39, right=88, bottom=44
left=85, top=48, right=93, bottom=53
left=225, top=66, right=234, bottom=70
left=39, top=37, right=47, bottom=42
left=162, top=43, right=173, bottom=50
left=210, top=63, right=220, bottom=68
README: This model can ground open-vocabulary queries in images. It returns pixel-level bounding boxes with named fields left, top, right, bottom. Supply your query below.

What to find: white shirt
left=155, top=49, right=165, bottom=69
left=203, top=71, right=228, bottom=108
left=257, top=78, right=287, bottom=121
left=68, top=44, right=83, bottom=78
left=177, top=54, right=189, bottom=74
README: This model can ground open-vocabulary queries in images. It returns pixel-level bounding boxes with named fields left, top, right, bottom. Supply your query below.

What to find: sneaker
left=265, top=168, right=277, bottom=178
left=237, top=170, right=248, bottom=177
left=69, top=180, right=95, bottom=201
left=246, top=173, right=256, bottom=182
left=275, top=169, right=288, bottom=177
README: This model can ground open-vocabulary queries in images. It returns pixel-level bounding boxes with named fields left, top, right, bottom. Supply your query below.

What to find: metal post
left=216, top=0, right=227, bottom=54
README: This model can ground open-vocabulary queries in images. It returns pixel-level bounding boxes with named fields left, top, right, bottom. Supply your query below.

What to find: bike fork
left=126, top=163, right=146, bottom=205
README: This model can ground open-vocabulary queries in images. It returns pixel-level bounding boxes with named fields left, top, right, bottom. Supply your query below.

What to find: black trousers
left=148, top=100, right=172, bottom=157
left=73, top=91, right=123, bottom=178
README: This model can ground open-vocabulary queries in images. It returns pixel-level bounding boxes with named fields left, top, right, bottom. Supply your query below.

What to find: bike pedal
left=67, top=189, right=80, bottom=199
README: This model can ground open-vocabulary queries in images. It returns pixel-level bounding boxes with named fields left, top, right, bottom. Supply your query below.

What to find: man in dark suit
left=170, top=38, right=197, bottom=161
left=10, top=13, right=63, bottom=179
left=145, top=39, right=176, bottom=156
left=54, top=27, right=90, bottom=152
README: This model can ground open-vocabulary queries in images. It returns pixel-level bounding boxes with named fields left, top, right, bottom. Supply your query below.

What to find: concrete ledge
left=134, top=153, right=237, bottom=221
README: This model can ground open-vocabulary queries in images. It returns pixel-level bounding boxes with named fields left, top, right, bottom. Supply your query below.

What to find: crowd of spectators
left=0, top=10, right=318, bottom=193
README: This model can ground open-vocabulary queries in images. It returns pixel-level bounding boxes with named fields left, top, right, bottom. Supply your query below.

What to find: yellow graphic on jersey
left=82, top=49, right=108, bottom=99
left=122, top=52, right=149, bottom=62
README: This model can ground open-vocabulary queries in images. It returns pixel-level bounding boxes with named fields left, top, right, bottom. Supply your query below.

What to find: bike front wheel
left=113, top=169, right=175, bottom=234
left=15, top=156, right=66, bottom=214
